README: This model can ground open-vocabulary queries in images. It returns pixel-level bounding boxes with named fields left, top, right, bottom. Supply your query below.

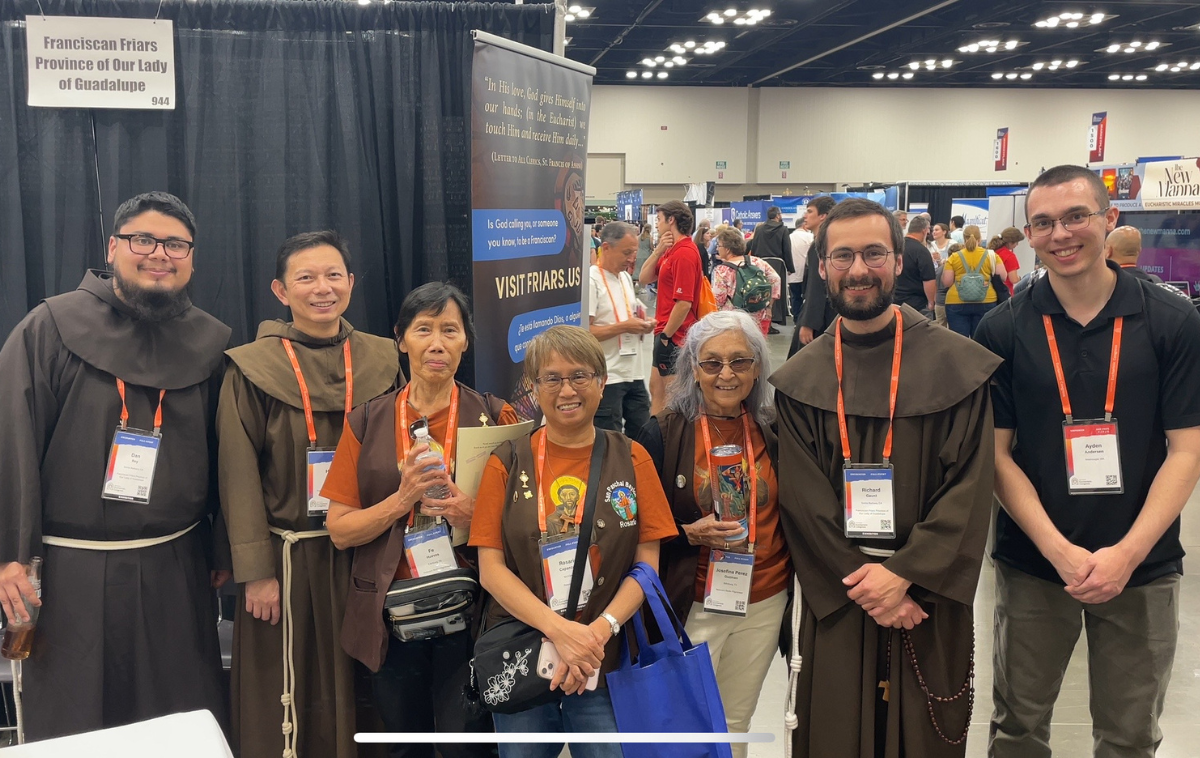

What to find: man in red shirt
left=639, top=200, right=703, bottom=416
left=995, top=227, right=1023, bottom=295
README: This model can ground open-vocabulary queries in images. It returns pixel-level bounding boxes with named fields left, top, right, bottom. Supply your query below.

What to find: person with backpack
left=711, top=226, right=781, bottom=336
left=941, top=224, right=1007, bottom=337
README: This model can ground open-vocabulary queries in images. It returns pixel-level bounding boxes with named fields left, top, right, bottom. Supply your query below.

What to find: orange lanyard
left=115, top=379, right=166, bottom=434
left=536, top=429, right=588, bottom=535
left=699, top=411, right=759, bottom=545
left=835, top=305, right=903, bottom=463
left=600, top=269, right=631, bottom=321
left=1042, top=314, right=1123, bottom=423
left=281, top=339, right=354, bottom=447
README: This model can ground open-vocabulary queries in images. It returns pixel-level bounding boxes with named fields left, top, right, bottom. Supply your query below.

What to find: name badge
left=539, top=535, right=594, bottom=614
left=703, top=549, right=754, bottom=617
left=1063, top=420, right=1124, bottom=495
left=843, top=464, right=896, bottom=539
left=618, top=332, right=639, bottom=356
left=102, top=428, right=161, bottom=504
left=306, top=447, right=336, bottom=517
left=404, top=522, right=458, bottom=577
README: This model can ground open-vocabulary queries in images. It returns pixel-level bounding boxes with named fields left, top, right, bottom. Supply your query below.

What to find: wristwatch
left=600, top=612, right=621, bottom=638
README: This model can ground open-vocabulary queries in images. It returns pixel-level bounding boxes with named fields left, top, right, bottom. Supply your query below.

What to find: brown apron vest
left=483, top=429, right=641, bottom=678
left=339, top=382, right=508, bottom=672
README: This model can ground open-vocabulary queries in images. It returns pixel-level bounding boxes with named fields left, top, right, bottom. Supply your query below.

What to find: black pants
left=788, top=282, right=805, bottom=324
left=371, top=631, right=496, bottom=758
left=594, top=380, right=651, bottom=437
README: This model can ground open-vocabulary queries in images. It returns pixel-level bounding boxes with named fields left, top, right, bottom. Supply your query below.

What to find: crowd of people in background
left=3, top=164, right=1200, bottom=758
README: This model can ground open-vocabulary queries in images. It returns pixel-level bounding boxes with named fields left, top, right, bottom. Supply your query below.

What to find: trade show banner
left=951, top=198, right=990, bottom=239
left=994, top=128, right=1009, bottom=171
left=615, top=188, right=643, bottom=222
left=731, top=201, right=770, bottom=231
left=1139, top=159, right=1200, bottom=211
left=1092, top=162, right=1144, bottom=210
left=1089, top=112, right=1107, bottom=163
left=1124, top=211, right=1200, bottom=296
left=470, top=33, right=593, bottom=412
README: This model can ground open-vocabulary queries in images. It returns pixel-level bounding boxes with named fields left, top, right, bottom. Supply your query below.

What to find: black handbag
left=384, top=567, right=479, bottom=642
left=470, top=430, right=607, bottom=715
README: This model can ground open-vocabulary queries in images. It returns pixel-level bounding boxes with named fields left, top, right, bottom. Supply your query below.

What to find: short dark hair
left=1026, top=164, right=1110, bottom=216
left=657, top=200, right=694, bottom=236
left=809, top=196, right=836, bottom=217
left=767, top=206, right=782, bottom=220
left=275, top=230, right=352, bottom=281
left=907, top=216, right=930, bottom=234
left=733, top=218, right=743, bottom=229
left=814, top=198, right=903, bottom=261
left=951, top=215, right=965, bottom=229
left=394, top=281, right=476, bottom=349
left=113, top=192, right=196, bottom=238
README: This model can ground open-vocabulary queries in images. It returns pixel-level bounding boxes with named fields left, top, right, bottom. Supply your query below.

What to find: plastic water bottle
left=412, top=427, right=452, bottom=500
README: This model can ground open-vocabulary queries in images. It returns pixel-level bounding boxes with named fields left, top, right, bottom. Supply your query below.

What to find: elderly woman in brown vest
left=637, top=309, right=791, bottom=758
left=322, top=281, right=520, bottom=758
left=470, top=325, right=678, bottom=758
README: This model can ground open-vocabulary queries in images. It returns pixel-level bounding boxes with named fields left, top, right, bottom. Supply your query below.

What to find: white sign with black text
left=25, top=15, right=175, bottom=110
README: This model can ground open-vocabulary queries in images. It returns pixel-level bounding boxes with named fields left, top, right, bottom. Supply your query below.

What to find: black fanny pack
left=383, top=567, right=478, bottom=642
left=470, top=430, right=607, bottom=714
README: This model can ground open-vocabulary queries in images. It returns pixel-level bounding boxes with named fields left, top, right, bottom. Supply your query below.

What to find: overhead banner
left=25, top=15, right=175, bottom=109
left=471, top=35, right=593, bottom=413
left=994, top=128, right=1009, bottom=171
left=1140, top=159, right=1200, bottom=211
left=615, top=189, right=643, bottom=223
left=951, top=198, right=990, bottom=239
left=1089, top=112, right=1107, bottom=163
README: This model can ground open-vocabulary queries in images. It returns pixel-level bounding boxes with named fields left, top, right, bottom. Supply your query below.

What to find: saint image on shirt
left=549, top=476, right=586, bottom=537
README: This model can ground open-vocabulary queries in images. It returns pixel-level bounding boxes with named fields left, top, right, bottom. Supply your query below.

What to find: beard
left=112, top=267, right=191, bottom=321
left=829, top=273, right=894, bottom=322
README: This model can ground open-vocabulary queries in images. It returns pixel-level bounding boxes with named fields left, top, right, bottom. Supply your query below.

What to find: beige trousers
left=685, top=589, right=788, bottom=758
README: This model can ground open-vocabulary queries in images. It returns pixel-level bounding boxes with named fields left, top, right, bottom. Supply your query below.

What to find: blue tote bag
left=605, top=562, right=733, bottom=758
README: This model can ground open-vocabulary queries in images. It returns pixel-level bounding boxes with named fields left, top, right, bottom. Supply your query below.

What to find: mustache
left=837, top=274, right=883, bottom=289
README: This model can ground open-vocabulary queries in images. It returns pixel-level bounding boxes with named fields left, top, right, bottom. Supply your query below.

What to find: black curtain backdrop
left=0, top=0, right=554, bottom=380
left=906, top=185, right=989, bottom=226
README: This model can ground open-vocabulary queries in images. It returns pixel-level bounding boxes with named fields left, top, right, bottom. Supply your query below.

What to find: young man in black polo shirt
left=892, top=215, right=936, bottom=315
left=975, top=164, right=1200, bottom=758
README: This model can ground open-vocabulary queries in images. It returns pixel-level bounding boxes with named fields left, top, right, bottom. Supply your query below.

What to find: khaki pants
left=685, top=590, right=788, bottom=758
left=989, top=560, right=1180, bottom=758
left=935, top=304, right=948, bottom=327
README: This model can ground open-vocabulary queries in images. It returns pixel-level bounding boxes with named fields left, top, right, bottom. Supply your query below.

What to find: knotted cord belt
left=41, top=521, right=199, bottom=551
left=268, top=526, right=329, bottom=758
left=783, top=574, right=802, bottom=758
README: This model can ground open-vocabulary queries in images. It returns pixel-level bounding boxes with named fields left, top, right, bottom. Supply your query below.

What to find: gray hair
left=600, top=221, right=637, bottom=246
left=667, top=310, right=774, bottom=427
left=907, top=215, right=930, bottom=234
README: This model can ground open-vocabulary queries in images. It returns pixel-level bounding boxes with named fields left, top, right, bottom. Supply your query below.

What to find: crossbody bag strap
left=564, top=428, right=607, bottom=616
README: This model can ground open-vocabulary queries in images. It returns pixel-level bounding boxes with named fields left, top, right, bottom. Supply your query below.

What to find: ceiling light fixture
left=641, top=58, right=655, bottom=66
left=992, top=72, right=1004, bottom=79
left=664, top=62, right=674, bottom=68
left=1036, top=11, right=1106, bottom=28
left=626, top=71, right=637, bottom=79
left=1032, top=62, right=1044, bottom=70
left=564, top=13, right=574, bottom=21
left=942, top=59, right=953, bottom=67
left=1020, top=73, right=1033, bottom=79
left=887, top=72, right=899, bottom=80
left=655, top=55, right=665, bottom=62
left=706, top=8, right=771, bottom=25
left=657, top=71, right=668, bottom=79
left=641, top=71, right=652, bottom=79
left=873, top=72, right=884, bottom=79
left=908, top=61, right=920, bottom=70
left=1006, top=72, right=1018, bottom=79
left=1122, top=74, right=1133, bottom=80
left=1136, top=74, right=1147, bottom=80
left=1066, top=59, right=1079, bottom=67
left=901, top=72, right=913, bottom=79
left=684, top=40, right=696, bottom=48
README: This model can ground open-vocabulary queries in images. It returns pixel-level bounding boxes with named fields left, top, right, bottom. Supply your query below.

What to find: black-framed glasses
left=825, top=247, right=894, bottom=271
left=534, top=371, right=599, bottom=393
left=114, top=233, right=195, bottom=259
left=697, top=357, right=757, bottom=375
left=1025, top=210, right=1105, bottom=238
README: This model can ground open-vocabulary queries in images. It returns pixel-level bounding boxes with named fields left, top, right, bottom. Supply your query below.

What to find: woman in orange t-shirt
left=322, top=281, right=519, bottom=756
left=637, top=310, right=791, bottom=758
left=470, top=326, right=677, bottom=758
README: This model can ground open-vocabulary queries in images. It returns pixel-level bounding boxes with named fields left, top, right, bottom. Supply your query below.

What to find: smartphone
left=536, top=641, right=599, bottom=690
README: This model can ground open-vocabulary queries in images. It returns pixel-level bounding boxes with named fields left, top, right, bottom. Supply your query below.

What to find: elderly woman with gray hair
left=636, top=310, right=791, bottom=758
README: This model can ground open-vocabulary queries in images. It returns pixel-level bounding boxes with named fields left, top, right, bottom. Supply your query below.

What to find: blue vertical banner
left=470, top=36, right=594, bottom=417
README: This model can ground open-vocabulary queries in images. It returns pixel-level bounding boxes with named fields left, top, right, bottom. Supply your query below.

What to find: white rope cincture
left=11, top=660, right=23, bottom=745
left=42, top=521, right=199, bottom=551
left=269, top=526, right=329, bottom=758
left=857, top=545, right=896, bottom=558
left=783, top=574, right=803, bottom=758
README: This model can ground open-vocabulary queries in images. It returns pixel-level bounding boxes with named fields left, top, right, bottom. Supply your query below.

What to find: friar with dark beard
left=769, top=199, right=1001, bottom=758
left=0, top=192, right=233, bottom=741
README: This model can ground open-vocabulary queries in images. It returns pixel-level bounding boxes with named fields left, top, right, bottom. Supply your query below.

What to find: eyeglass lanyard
left=600, top=268, right=632, bottom=321
left=536, top=428, right=589, bottom=536
left=398, top=383, right=461, bottom=527
left=834, top=305, right=903, bottom=464
left=115, top=379, right=166, bottom=435
left=281, top=339, right=354, bottom=446
left=1042, top=314, right=1123, bottom=424
left=698, top=410, right=759, bottom=546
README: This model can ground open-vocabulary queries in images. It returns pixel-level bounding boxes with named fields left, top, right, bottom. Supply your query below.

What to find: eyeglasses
left=534, top=371, right=600, bottom=393
left=825, top=247, right=894, bottom=271
left=1025, top=210, right=1105, bottom=238
left=697, top=357, right=757, bottom=375
left=114, top=233, right=195, bottom=259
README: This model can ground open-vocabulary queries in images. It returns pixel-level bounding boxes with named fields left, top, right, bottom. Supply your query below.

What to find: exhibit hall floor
left=565, top=320, right=1200, bottom=757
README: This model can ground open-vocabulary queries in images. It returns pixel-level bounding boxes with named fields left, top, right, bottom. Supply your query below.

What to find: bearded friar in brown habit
left=770, top=199, right=1000, bottom=758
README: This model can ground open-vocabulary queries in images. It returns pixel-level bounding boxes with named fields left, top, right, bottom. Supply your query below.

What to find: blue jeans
left=945, top=302, right=997, bottom=338
left=492, top=688, right=622, bottom=758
